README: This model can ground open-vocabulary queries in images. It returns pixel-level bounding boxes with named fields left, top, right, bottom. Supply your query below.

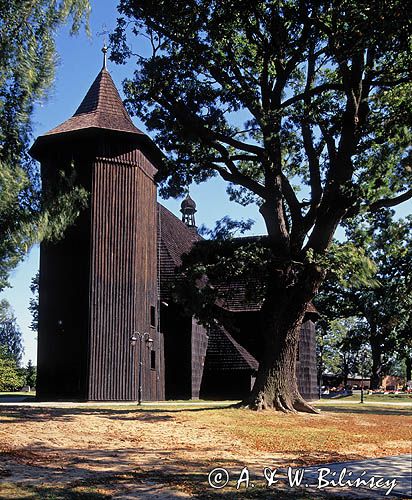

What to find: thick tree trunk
left=246, top=265, right=322, bottom=413
left=342, top=356, right=349, bottom=388
left=370, top=331, right=382, bottom=390
left=406, top=357, right=412, bottom=382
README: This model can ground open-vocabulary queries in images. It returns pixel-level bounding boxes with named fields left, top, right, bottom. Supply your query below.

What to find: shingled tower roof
left=29, top=53, right=163, bottom=164
left=41, top=68, right=144, bottom=138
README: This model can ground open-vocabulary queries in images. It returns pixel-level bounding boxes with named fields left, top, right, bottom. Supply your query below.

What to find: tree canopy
left=111, top=0, right=412, bottom=412
left=0, top=0, right=90, bottom=291
left=112, top=0, right=411, bottom=256
left=0, top=345, right=24, bottom=391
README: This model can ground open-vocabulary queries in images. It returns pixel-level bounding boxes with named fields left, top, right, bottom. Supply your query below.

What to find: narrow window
left=150, top=350, right=156, bottom=370
left=150, top=305, right=156, bottom=328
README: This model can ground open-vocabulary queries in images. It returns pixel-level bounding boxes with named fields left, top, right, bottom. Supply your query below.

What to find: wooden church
left=29, top=52, right=318, bottom=402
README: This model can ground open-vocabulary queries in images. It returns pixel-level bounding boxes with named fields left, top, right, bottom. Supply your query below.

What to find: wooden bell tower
left=30, top=52, right=164, bottom=401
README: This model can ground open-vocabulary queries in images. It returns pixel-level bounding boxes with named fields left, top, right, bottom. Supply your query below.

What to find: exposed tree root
left=246, top=392, right=320, bottom=414
left=292, top=398, right=320, bottom=414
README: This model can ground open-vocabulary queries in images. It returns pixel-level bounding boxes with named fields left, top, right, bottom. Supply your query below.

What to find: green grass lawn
left=0, top=391, right=36, bottom=396
left=319, top=393, right=412, bottom=403
left=1, top=401, right=410, bottom=499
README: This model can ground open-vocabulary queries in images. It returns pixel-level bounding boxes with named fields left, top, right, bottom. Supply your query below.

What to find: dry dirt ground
left=0, top=403, right=411, bottom=499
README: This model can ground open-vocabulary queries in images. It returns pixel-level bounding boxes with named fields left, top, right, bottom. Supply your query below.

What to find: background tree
left=316, top=211, right=412, bottom=389
left=112, top=0, right=411, bottom=412
left=29, top=272, right=39, bottom=333
left=316, top=317, right=370, bottom=388
left=0, top=0, right=90, bottom=292
left=24, top=359, right=37, bottom=389
left=0, top=299, right=23, bottom=364
left=0, top=346, right=24, bottom=391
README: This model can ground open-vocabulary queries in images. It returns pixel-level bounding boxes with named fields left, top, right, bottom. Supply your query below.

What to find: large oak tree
left=112, top=0, right=411, bottom=412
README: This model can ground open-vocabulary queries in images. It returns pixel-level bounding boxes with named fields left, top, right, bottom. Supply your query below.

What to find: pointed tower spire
left=29, top=53, right=163, bottom=168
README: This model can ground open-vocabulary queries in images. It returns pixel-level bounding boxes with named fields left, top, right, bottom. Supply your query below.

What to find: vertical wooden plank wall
left=87, top=143, right=162, bottom=401
left=191, top=319, right=209, bottom=399
left=296, top=320, right=318, bottom=400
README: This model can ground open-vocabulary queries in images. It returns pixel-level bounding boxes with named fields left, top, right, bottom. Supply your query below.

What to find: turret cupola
left=180, top=194, right=197, bottom=229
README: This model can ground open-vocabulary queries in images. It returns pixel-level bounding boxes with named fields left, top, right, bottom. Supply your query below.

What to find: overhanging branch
left=368, top=189, right=412, bottom=211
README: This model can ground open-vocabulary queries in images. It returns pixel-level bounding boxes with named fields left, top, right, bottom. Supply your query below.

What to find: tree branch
left=368, top=189, right=412, bottom=211
left=281, top=83, right=344, bottom=109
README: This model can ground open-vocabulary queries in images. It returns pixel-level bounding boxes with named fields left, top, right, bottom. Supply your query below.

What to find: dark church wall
left=191, top=318, right=208, bottom=399
left=37, top=150, right=93, bottom=400
left=200, top=371, right=253, bottom=400
left=36, top=134, right=164, bottom=401
left=162, top=303, right=192, bottom=399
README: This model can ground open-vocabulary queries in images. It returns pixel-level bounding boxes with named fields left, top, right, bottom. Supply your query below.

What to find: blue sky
left=1, top=0, right=411, bottom=365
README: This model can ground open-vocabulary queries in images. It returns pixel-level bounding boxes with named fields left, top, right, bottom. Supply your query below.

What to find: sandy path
left=0, top=406, right=280, bottom=498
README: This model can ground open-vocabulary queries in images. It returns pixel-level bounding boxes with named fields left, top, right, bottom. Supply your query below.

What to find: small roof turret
left=180, top=194, right=197, bottom=229
left=180, top=194, right=197, bottom=212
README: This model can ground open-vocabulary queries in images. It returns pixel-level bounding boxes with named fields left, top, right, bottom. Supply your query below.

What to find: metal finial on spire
left=102, top=43, right=108, bottom=70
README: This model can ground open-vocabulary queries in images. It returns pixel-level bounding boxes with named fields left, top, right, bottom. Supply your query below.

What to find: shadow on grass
left=0, top=394, right=36, bottom=403
left=0, top=481, right=110, bottom=499
left=0, top=405, right=232, bottom=425
left=318, top=405, right=411, bottom=416
left=0, top=469, right=367, bottom=500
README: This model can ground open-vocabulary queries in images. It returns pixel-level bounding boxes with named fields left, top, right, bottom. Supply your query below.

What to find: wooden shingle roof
left=158, top=205, right=318, bottom=318
left=204, top=323, right=258, bottom=371
left=158, top=203, right=202, bottom=301
left=29, top=67, right=164, bottom=166
left=42, top=68, right=144, bottom=137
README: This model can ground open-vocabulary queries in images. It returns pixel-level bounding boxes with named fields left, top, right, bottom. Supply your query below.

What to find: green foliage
left=24, top=359, right=37, bottom=388
left=317, top=317, right=371, bottom=379
left=0, top=345, right=24, bottom=391
left=112, top=0, right=411, bottom=260
left=316, top=210, right=412, bottom=380
left=307, top=243, right=378, bottom=288
left=29, top=272, right=39, bottom=333
left=0, top=299, right=23, bottom=363
left=172, top=237, right=270, bottom=323
left=0, top=0, right=90, bottom=291
left=198, top=216, right=255, bottom=240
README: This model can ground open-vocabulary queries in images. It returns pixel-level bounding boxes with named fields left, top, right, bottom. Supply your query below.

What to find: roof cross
left=97, top=24, right=110, bottom=70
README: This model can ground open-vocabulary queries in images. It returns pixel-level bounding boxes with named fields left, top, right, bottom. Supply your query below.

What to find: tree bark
left=246, top=264, right=323, bottom=413
left=406, top=357, right=412, bottom=382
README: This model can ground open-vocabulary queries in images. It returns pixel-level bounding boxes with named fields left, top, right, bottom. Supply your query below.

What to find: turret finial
left=102, top=44, right=108, bottom=70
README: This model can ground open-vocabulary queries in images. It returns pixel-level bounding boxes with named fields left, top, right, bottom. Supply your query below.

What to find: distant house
left=29, top=54, right=318, bottom=402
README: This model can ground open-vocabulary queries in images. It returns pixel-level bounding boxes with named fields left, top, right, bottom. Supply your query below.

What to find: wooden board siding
left=87, top=143, right=160, bottom=401
left=296, top=320, right=318, bottom=400
left=35, top=133, right=164, bottom=402
left=191, top=318, right=208, bottom=399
